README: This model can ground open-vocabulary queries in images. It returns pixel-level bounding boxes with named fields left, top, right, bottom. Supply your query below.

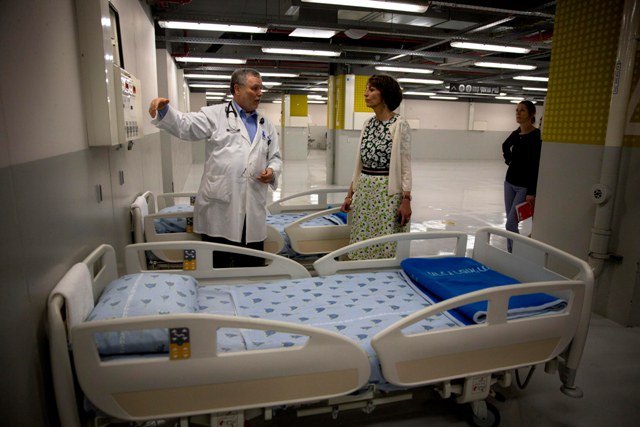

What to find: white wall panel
left=0, top=0, right=85, bottom=164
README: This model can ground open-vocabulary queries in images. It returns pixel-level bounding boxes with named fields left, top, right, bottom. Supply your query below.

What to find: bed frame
left=266, top=186, right=348, bottom=213
left=283, top=207, right=352, bottom=256
left=131, top=191, right=285, bottom=262
left=314, top=227, right=594, bottom=400
left=48, top=228, right=593, bottom=427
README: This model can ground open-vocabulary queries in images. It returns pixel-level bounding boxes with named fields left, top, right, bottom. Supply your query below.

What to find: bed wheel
left=468, top=400, right=500, bottom=427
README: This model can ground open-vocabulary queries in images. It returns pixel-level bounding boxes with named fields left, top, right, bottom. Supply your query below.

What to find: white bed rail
left=373, top=280, right=585, bottom=387
left=125, top=241, right=310, bottom=283
left=284, top=207, right=351, bottom=255
left=47, top=244, right=119, bottom=427
left=156, top=191, right=196, bottom=210
left=71, top=314, right=371, bottom=421
left=313, top=231, right=468, bottom=276
left=472, top=227, right=595, bottom=393
left=267, top=187, right=349, bottom=213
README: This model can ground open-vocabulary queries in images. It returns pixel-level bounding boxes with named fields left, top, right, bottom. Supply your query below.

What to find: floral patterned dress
left=349, top=115, right=408, bottom=260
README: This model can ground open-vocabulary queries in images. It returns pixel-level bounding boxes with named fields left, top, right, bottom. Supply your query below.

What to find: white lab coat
left=151, top=102, right=282, bottom=243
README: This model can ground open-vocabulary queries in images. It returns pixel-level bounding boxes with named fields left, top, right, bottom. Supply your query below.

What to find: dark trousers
left=201, top=222, right=265, bottom=268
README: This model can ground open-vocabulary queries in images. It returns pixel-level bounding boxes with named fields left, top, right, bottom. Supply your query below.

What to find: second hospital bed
left=131, top=188, right=352, bottom=262
left=48, top=227, right=594, bottom=426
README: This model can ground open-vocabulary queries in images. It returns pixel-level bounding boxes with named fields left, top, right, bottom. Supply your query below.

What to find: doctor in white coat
left=149, top=68, right=282, bottom=267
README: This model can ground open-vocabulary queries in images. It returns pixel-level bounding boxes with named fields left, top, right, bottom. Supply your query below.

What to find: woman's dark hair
left=230, top=68, right=261, bottom=95
left=520, top=100, right=537, bottom=124
left=368, top=74, right=403, bottom=111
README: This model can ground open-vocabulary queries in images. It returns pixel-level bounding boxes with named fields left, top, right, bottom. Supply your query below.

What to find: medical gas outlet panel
left=114, top=66, right=144, bottom=143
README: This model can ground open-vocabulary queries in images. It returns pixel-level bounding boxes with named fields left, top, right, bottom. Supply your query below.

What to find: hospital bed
left=47, top=228, right=593, bottom=427
left=132, top=188, right=351, bottom=262
left=268, top=187, right=352, bottom=258
left=130, top=191, right=285, bottom=263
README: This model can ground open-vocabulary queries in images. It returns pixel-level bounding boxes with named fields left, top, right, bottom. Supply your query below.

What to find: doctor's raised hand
left=149, top=97, right=170, bottom=118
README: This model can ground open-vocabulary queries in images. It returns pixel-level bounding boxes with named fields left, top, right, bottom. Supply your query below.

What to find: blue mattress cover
left=401, top=257, right=567, bottom=324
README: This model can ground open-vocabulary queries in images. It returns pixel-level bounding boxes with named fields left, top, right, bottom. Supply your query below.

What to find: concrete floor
left=178, top=149, right=640, bottom=427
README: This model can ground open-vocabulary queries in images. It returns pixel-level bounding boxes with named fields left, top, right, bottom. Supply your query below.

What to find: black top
left=502, top=128, right=542, bottom=196
left=360, top=115, right=398, bottom=170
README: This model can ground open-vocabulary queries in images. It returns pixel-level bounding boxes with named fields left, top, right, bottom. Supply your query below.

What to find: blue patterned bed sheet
left=266, top=212, right=346, bottom=258
left=153, top=205, right=193, bottom=233
left=197, top=271, right=462, bottom=388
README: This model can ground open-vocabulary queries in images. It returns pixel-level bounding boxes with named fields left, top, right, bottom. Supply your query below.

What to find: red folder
left=516, top=201, right=534, bottom=222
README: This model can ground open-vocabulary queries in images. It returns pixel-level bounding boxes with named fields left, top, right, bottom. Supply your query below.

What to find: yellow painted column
left=544, top=0, right=624, bottom=145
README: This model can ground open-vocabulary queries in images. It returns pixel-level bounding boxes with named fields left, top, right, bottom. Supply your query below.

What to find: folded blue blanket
left=400, top=257, right=567, bottom=324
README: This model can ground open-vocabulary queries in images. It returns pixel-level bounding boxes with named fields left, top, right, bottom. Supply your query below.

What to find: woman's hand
left=525, top=194, right=536, bottom=209
left=340, top=196, right=352, bottom=212
left=397, top=198, right=412, bottom=226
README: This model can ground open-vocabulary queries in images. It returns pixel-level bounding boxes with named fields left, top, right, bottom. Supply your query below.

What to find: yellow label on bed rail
left=186, top=217, right=193, bottom=233
left=183, top=249, right=196, bottom=270
left=169, top=327, right=190, bottom=360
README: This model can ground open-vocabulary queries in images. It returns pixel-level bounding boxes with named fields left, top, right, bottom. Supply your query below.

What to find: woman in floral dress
left=340, top=75, right=412, bottom=260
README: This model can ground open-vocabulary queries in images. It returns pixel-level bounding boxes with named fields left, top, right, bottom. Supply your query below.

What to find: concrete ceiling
left=148, top=0, right=555, bottom=103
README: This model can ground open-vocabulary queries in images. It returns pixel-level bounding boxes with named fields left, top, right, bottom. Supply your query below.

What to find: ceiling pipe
left=588, top=0, right=639, bottom=278
left=429, top=1, right=555, bottom=19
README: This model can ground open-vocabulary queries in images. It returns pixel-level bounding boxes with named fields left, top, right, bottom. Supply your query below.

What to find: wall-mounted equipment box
left=75, top=0, right=143, bottom=146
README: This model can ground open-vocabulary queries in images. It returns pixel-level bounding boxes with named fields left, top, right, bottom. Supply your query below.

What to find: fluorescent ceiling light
left=158, top=21, right=267, bottom=33
left=176, top=57, right=246, bottom=64
left=261, top=47, right=341, bottom=57
left=513, top=75, right=549, bottom=82
left=272, top=100, right=282, bottom=103
left=206, top=96, right=225, bottom=100
left=430, top=96, right=458, bottom=100
left=467, top=16, right=515, bottom=33
left=450, top=41, right=530, bottom=54
left=263, top=82, right=282, bottom=86
left=510, top=100, right=536, bottom=104
left=301, top=0, right=428, bottom=13
left=203, top=92, right=227, bottom=96
left=190, top=84, right=229, bottom=89
left=259, top=72, right=300, bottom=77
left=398, top=78, right=444, bottom=84
left=404, top=91, right=436, bottom=96
left=375, top=66, right=434, bottom=74
left=308, top=100, right=327, bottom=104
left=289, top=28, right=337, bottom=38
left=495, top=96, right=524, bottom=101
left=523, top=87, right=548, bottom=92
left=474, top=62, right=536, bottom=70
left=304, top=87, right=328, bottom=92
left=184, top=74, right=230, bottom=79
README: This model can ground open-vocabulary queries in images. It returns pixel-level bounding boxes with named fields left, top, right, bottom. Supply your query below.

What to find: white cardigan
left=351, top=115, right=412, bottom=195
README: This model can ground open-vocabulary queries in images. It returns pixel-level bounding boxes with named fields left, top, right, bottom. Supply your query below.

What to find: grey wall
left=0, top=1, right=184, bottom=425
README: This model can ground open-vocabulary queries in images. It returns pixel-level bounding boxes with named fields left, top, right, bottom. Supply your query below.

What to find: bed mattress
left=198, top=271, right=461, bottom=388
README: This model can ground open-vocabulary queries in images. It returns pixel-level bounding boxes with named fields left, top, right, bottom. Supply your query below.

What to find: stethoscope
left=226, top=101, right=270, bottom=163
left=225, top=101, right=265, bottom=133
left=225, top=101, right=240, bottom=133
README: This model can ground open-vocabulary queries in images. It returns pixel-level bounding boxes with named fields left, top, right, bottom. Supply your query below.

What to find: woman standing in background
left=502, top=100, right=542, bottom=252
left=341, top=75, right=412, bottom=260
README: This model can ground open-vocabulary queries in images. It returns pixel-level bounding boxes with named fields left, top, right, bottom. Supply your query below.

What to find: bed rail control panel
left=169, top=327, right=190, bottom=360
left=183, top=249, right=196, bottom=270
